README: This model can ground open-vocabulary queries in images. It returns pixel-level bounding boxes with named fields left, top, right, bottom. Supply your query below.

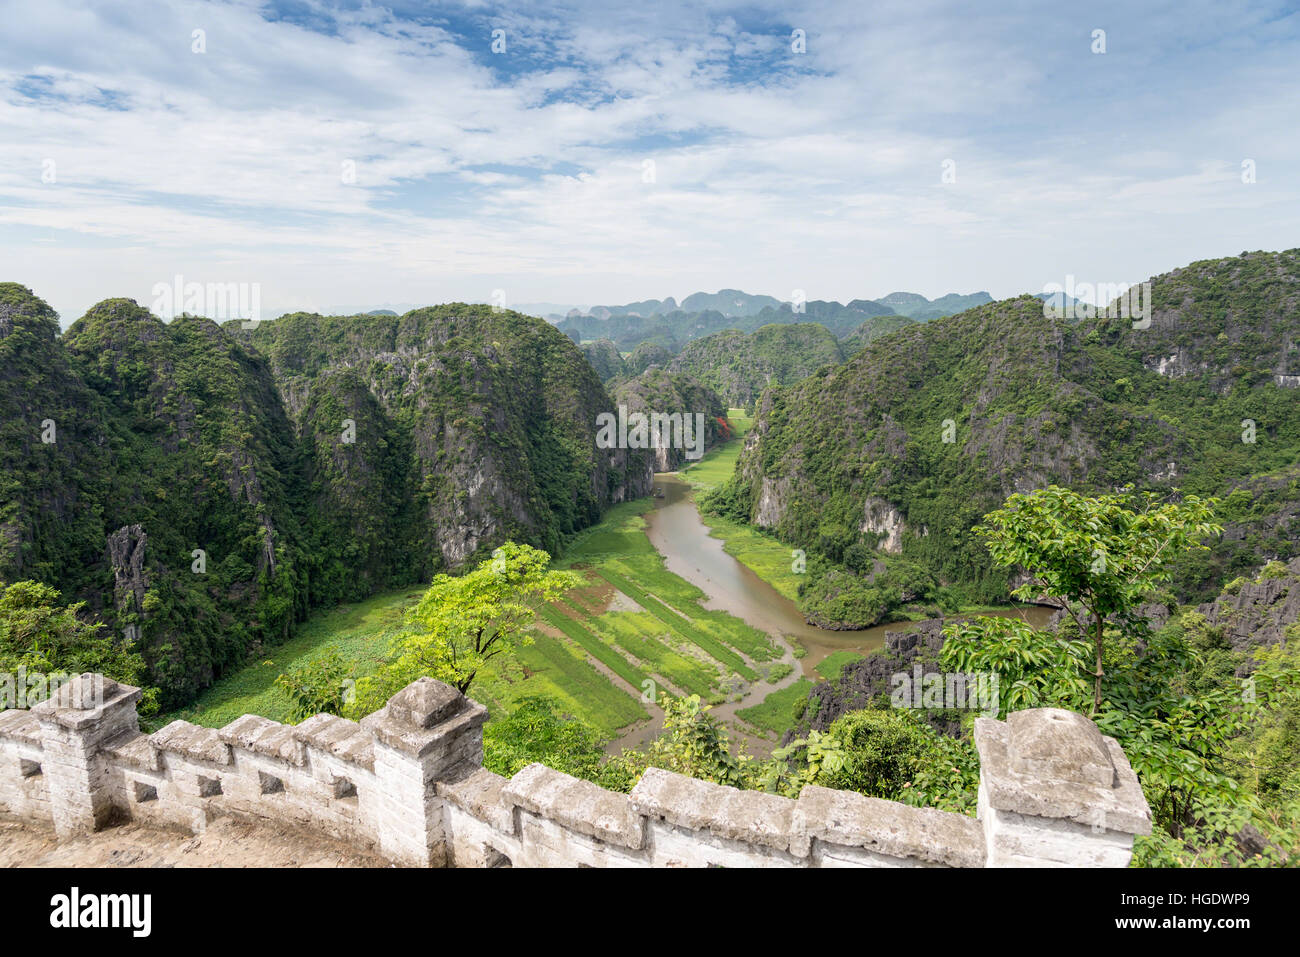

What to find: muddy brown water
left=602, top=471, right=1054, bottom=756
left=642, top=472, right=1057, bottom=678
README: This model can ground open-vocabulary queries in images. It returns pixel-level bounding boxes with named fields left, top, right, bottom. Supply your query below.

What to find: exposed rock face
left=1115, top=250, right=1300, bottom=393
left=106, top=524, right=148, bottom=619
left=754, top=476, right=791, bottom=529
left=1195, top=557, right=1300, bottom=652
left=609, top=368, right=726, bottom=473
left=244, top=304, right=654, bottom=569
left=860, top=497, right=907, bottom=553
left=785, top=620, right=955, bottom=744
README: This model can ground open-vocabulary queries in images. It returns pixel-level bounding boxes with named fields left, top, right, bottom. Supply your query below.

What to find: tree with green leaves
left=975, top=485, right=1221, bottom=713
left=370, top=542, right=580, bottom=698
left=0, top=580, right=158, bottom=715
left=483, top=695, right=606, bottom=780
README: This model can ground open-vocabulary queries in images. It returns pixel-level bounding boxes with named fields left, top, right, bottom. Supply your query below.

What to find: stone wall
left=0, top=673, right=1152, bottom=867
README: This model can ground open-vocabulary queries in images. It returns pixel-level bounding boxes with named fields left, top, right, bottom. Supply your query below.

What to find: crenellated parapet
left=0, top=673, right=1151, bottom=867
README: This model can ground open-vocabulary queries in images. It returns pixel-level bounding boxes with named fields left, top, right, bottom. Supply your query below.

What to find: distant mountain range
left=559, top=289, right=993, bottom=325
left=552, top=289, right=996, bottom=352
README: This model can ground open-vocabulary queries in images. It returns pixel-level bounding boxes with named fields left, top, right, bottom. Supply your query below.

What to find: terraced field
left=170, top=411, right=802, bottom=750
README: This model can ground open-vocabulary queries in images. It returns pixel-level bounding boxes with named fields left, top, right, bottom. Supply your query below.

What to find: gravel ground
left=0, top=813, right=395, bottom=868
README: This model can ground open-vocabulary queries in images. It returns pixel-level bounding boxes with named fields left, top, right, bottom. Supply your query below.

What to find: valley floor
left=165, top=410, right=822, bottom=755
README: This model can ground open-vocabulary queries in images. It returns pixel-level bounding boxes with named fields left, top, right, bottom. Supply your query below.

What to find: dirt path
left=0, top=814, right=393, bottom=868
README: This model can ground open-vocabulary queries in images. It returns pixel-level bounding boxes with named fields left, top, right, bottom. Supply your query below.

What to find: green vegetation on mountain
left=558, top=298, right=914, bottom=353
left=241, top=304, right=651, bottom=566
left=609, top=368, right=727, bottom=471
left=840, top=313, right=922, bottom=353
left=579, top=338, right=626, bottom=382
left=0, top=286, right=650, bottom=708
left=625, top=341, right=672, bottom=375
left=667, top=324, right=844, bottom=411
left=707, top=251, right=1300, bottom=627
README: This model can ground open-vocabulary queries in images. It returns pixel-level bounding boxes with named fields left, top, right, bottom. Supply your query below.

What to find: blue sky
left=1, top=0, right=1297, bottom=322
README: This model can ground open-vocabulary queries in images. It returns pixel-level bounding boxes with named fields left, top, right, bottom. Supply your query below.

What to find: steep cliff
left=667, top=323, right=844, bottom=411
left=0, top=291, right=652, bottom=706
left=241, top=304, right=653, bottom=567
left=721, top=251, right=1300, bottom=610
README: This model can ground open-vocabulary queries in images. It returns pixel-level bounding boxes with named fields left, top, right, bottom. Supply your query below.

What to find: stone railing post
left=30, top=673, right=142, bottom=838
left=974, top=707, right=1152, bottom=867
left=361, top=677, right=487, bottom=867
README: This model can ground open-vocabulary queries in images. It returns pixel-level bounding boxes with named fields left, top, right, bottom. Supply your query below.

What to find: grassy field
left=679, top=408, right=752, bottom=492
left=160, top=584, right=424, bottom=729
left=815, top=650, right=865, bottom=680
left=736, top=678, right=813, bottom=736
left=167, top=409, right=812, bottom=746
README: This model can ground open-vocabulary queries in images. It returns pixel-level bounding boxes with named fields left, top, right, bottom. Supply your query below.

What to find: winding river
left=643, top=472, right=1055, bottom=676
left=604, top=471, right=1055, bottom=755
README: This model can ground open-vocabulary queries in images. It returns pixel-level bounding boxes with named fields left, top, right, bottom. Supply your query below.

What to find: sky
left=1, top=0, right=1298, bottom=324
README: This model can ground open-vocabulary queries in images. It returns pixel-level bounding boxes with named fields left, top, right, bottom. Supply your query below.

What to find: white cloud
left=0, top=0, right=1297, bottom=321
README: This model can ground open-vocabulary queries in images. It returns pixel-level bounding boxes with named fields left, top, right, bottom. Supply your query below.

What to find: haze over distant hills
left=550, top=288, right=997, bottom=352
left=557, top=288, right=992, bottom=324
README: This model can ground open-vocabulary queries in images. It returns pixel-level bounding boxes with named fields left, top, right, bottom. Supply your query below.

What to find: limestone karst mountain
left=609, top=367, right=727, bottom=471
left=666, top=323, right=845, bottom=410
left=0, top=287, right=650, bottom=704
left=710, top=250, right=1300, bottom=622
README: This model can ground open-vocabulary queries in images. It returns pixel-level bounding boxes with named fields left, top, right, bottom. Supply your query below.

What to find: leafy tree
left=917, top=488, right=1300, bottom=860
left=0, top=580, right=158, bottom=715
left=483, top=696, right=605, bottom=780
left=274, top=651, right=353, bottom=722
left=975, top=485, right=1221, bottom=713
left=362, top=542, right=580, bottom=699
left=809, top=709, right=932, bottom=800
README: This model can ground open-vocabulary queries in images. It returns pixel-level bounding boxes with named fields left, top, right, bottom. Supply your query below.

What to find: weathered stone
left=792, top=784, right=985, bottom=866
left=362, top=695, right=486, bottom=760
left=0, top=709, right=42, bottom=745
left=294, top=714, right=375, bottom=771
left=1006, top=708, right=1114, bottom=788
left=220, top=714, right=304, bottom=765
left=29, top=674, right=141, bottom=731
left=151, top=720, right=233, bottom=767
left=103, top=731, right=160, bottom=772
left=631, top=768, right=794, bottom=852
left=386, top=677, right=466, bottom=729
left=975, top=709, right=1150, bottom=836
left=438, top=767, right=513, bottom=833
left=504, top=764, right=644, bottom=849
left=2, top=671, right=1155, bottom=869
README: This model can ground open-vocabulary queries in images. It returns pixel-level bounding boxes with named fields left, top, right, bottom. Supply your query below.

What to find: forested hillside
left=610, top=368, right=727, bottom=470
left=667, top=323, right=844, bottom=410
left=0, top=288, right=651, bottom=705
left=706, top=250, right=1300, bottom=625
